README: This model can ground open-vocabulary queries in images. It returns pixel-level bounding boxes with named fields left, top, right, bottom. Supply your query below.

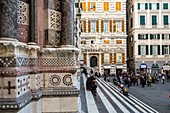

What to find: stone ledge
left=0, top=92, right=32, bottom=110
left=41, top=88, right=79, bottom=97
left=31, top=88, right=42, bottom=100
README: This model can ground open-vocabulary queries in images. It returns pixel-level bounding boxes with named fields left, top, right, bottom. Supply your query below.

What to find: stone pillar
left=99, top=53, right=102, bottom=73
left=87, top=53, right=90, bottom=67
left=0, top=0, right=17, bottom=39
left=60, top=0, right=74, bottom=46
left=29, top=0, right=35, bottom=43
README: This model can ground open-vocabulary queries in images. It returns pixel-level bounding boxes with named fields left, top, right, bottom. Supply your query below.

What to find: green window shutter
left=138, top=3, right=140, bottom=10
left=162, top=34, right=164, bottom=39
left=169, top=45, right=170, bottom=55
left=132, top=5, right=134, bottom=12
left=140, top=16, right=145, bottom=25
left=138, top=45, right=141, bottom=55
left=169, top=34, right=170, bottom=39
left=163, top=15, right=168, bottom=25
left=150, top=45, right=153, bottom=55
left=146, top=45, right=149, bottom=55
left=157, top=34, right=160, bottom=39
left=163, top=3, right=168, bottom=10
left=152, top=15, right=157, bottom=25
left=150, top=34, right=153, bottom=39
left=149, top=3, right=152, bottom=10
left=162, top=45, right=165, bottom=55
left=146, top=34, right=148, bottom=39
left=157, top=3, right=159, bottom=10
left=157, top=45, right=160, bottom=55
left=138, top=34, right=141, bottom=39
left=145, top=3, right=148, bottom=10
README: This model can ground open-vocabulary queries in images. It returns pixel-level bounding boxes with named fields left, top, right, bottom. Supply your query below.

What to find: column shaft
left=0, top=0, right=17, bottom=39
left=60, top=0, right=74, bottom=45
left=29, top=0, right=35, bottom=42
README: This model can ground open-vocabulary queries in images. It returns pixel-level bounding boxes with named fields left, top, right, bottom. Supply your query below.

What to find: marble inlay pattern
left=17, top=0, right=29, bottom=25
left=17, top=24, right=29, bottom=43
left=63, top=74, right=73, bottom=86
left=48, top=9, right=61, bottom=31
left=45, top=29, right=60, bottom=46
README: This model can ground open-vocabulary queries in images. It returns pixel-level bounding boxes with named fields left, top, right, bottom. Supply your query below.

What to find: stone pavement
left=128, top=79, right=170, bottom=113
left=79, top=74, right=159, bottom=113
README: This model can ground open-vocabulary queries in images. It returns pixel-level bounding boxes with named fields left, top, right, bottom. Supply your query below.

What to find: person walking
left=141, top=76, right=145, bottom=88
left=162, top=74, right=165, bottom=84
left=134, top=75, right=138, bottom=86
left=147, top=76, right=152, bottom=87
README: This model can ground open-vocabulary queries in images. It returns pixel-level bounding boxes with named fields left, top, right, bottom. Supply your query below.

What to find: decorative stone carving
left=0, top=0, right=18, bottom=39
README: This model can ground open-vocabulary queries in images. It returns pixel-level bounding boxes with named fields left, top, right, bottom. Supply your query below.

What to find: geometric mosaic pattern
left=63, top=74, right=73, bottom=86
left=0, top=57, right=37, bottom=67
left=17, top=24, right=29, bottom=43
left=17, top=0, right=29, bottom=25
left=49, top=75, right=61, bottom=86
left=45, top=29, right=60, bottom=46
left=48, top=9, right=61, bottom=31
left=41, top=58, right=75, bottom=67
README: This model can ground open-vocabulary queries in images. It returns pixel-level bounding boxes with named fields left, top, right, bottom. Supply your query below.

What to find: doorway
left=90, top=56, right=97, bottom=67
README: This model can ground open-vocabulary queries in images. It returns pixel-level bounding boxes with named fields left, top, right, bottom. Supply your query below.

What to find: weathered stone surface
left=60, top=0, right=74, bottom=45
left=0, top=0, right=17, bottom=39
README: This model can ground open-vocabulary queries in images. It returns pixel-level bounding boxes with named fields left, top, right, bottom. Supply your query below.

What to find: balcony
left=164, top=24, right=169, bottom=28
left=164, top=55, right=169, bottom=58
left=140, top=25, right=145, bottom=28
left=152, top=25, right=157, bottom=28
left=153, top=55, right=158, bottom=58
left=141, top=55, right=146, bottom=58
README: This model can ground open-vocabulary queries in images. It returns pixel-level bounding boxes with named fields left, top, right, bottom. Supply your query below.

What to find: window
left=152, top=15, right=157, bottom=25
left=116, top=20, right=121, bottom=32
left=152, top=4, right=156, bottom=10
left=140, top=15, right=145, bottom=25
left=104, top=40, right=110, bottom=44
left=164, top=15, right=169, bottom=25
left=140, top=4, right=145, bottom=10
left=90, top=3, right=93, bottom=11
left=141, top=46, right=146, bottom=55
left=131, top=18, right=133, bottom=28
left=163, top=3, right=168, bottom=10
left=104, top=2, right=109, bottom=11
left=83, top=2, right=86, bottom=11
left=152, top=46, right=157, bottom=55
left=138, top=34, right=148, bottom=39
left=88, top=2, right=96, bottom=11
left=116, top=2, right=121, bottom=11
left=91, top=21, right=96, bottom=32
left=116, top=53, right=122, bottom=63
left=164, top=34, right=169, bottom=39
left=104, top=53, right=110, bottom=64
left=104, top=21, right=109, bottom=32
left=116, top=40, right=122, bottom=44
left=165, top=45, right=169, bottom=55
left=83, top=40, right=86, bottom=44
left=91, top=40, right=96, bottom=44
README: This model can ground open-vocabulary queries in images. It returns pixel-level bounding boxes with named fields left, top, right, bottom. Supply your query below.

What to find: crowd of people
left=83, top=67, right=170, bottom=96
left=116, top=71, right=167, bottom=88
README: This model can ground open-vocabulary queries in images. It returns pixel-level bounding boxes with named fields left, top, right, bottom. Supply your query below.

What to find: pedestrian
left=134, top=75, right=138, bottom=86
left=141, top=76, right=145, bottom=88
left=162, top=75, right=165, bottom=84
left=147, top=76, right=152, bottom=87
left=156, top=75, right=159, bottom=83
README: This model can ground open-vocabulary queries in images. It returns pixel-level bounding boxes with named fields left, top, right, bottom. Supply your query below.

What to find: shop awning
left=140, top=63, right=147, bottom=69
left=152, top=64, right=159, bottom=69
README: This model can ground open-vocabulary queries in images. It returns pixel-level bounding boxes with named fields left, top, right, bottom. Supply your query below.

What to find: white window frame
left=141, top=45, right=146, bottom=55
left=116, top=53, right=122, bottom=63
left=164, top=45, right=169, bottom=55
left=140, top=4, right=145, bottom=10
left=164, top=34, right=169, bottom=39
left=152, top=3, right=157, bottom=10
left=91, top=20, right=96, bottom=32
left=104, top=53, right=110, bottom=64
left=104, top=20, right=109, bottom=32
left=152, top=45, right=157, bottom=55
left=116, top=20, right=122, bottom=32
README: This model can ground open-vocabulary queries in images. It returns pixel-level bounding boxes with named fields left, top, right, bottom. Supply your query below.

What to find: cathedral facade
left=0, top=0, right=80, bottom=113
